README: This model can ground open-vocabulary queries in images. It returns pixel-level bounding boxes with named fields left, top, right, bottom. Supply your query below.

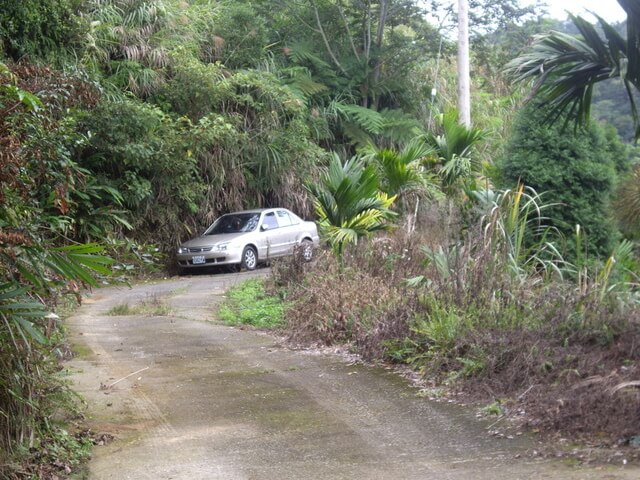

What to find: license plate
left=192, top=255, right=206, bottom=264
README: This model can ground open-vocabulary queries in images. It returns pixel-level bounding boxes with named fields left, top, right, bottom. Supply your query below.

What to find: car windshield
left=206, top=213, right=260, bottom=235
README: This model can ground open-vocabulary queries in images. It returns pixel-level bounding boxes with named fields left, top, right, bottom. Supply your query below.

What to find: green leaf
left=15, top=317, right=47, bottom=344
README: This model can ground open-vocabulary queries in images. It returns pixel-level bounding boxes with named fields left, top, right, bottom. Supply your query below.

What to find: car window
left=276, top=210, right=293, bottom=227
left=288, top=211, right=301, bottom=224
left=262, top=212, right=279, bottom=230
left=207, top=213, right=260, bottom=234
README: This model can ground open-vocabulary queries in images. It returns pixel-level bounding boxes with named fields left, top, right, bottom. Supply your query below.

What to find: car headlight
left=177, top=246, right=187, bottom=254
left=215, top=242, right=230, bottom=251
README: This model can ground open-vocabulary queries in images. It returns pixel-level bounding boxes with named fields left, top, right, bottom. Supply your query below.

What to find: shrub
left=499, top=101, right=619, bottom=261
left=499, top=102, right=620, bottom=261
left=0, top=0, right=86, bottom=61
left=76, top=99, right=203, bottom=247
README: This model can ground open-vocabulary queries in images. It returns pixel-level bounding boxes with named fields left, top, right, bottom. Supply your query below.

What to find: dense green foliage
left=499, top=103, right=623, bottom=261
left=0, top=0, right=85, bottom=61
left=0, top=63, right=116, bottom=475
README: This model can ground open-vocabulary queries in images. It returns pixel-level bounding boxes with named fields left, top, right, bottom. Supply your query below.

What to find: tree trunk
left=457, top=0, right=471, bottom=127
left=372, top=0, right=389, bottom=109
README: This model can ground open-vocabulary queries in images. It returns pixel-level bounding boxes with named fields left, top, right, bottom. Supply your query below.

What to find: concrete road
left=66, top=272, right=637, bottom=479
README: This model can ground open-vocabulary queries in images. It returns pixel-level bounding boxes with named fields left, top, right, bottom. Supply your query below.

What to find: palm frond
left=363, top=138, right=434, bottom=198
left=308, top=154, right=396, bottom=256
left=425, top=110, right=487, bottom=162
left=0, top=283, right=48, bottom=344
left=423, top=110, right=487, bottom=189
left=83, top=0, right=173, bottom=95
left=505, top=9, right=640, bottom=138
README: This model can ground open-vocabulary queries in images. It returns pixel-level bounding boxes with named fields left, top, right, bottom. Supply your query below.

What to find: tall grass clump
left=279, top=185, right=640, bottom=440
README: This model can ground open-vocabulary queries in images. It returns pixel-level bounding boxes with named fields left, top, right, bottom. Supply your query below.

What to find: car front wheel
left=241, top=246, right=258, bottom=270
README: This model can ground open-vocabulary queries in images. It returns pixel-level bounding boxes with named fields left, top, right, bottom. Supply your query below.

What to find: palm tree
left=364, top=139, right=436, bottom=200
left=424, top=110, right=487, bottom=192
left=361, top=140, right=441, bottom=232
left=505, top=0, right=640, bottom=140
left=308, top=154, right=396, bottom=260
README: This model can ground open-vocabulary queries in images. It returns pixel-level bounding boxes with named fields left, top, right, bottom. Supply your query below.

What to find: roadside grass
left=107, top=294, right=171, bottom=316
left=218, top=279, right=285, bottom=329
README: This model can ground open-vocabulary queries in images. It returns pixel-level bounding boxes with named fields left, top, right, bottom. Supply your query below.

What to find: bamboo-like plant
left=308, top=154, right=397, bottom=260
left=478, top=184, right=563, bottom=279
left=83, top=0, right=173, bottom=96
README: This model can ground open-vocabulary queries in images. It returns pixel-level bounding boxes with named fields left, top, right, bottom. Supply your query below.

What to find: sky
left=533, top=1, right=626, bottom=23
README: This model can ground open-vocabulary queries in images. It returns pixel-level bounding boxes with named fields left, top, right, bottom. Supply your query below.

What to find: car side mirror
left=261, top=224, right=269, bottom=231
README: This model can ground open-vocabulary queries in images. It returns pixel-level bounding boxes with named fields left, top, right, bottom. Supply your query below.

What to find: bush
left=498, top=102, right=620, bottom=261
left=0, top=0, right=86, bottom=61
left=76, top=99, right=203, bottom=246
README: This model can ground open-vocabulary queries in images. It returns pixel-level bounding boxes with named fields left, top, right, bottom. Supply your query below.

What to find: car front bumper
left=176, top=249, right=243, bottom=268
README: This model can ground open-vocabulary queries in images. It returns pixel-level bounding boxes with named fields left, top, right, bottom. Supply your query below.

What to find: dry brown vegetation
left=271, top=205, right=640, bottom=446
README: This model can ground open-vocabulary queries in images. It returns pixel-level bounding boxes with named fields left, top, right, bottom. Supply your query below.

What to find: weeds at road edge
left=218, top=279, right=286, bottom=329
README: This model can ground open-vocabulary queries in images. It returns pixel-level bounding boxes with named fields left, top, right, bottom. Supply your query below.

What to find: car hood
left=181, top=232, right=250, bottom=248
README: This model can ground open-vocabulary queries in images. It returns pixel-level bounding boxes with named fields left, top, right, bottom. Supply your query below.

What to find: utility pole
left=457, top=0, right=471, bottom=126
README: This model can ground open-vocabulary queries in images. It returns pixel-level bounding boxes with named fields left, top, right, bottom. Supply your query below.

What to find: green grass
left=218, top=279, right=285, bottom=329
left=107, top=303, right=134, bottom=315
left=106, top=294, right=171, bottom=316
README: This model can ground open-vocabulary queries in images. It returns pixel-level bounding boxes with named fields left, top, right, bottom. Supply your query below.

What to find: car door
left=259, top=212, right=286, bottom=258
left=276, top=210, right=298, bottom=254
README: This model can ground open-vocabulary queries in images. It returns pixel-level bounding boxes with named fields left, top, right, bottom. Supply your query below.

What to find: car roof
left=222, top=208, right=290, bottom=215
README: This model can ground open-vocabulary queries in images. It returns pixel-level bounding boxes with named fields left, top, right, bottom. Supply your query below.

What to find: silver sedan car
left=176, top=208, right=320, bottom=271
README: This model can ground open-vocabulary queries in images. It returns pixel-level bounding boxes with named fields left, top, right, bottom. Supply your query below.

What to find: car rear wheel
left=241, top=246, right=257, bottom=270
left=301, top=239, right=314, bottom=262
